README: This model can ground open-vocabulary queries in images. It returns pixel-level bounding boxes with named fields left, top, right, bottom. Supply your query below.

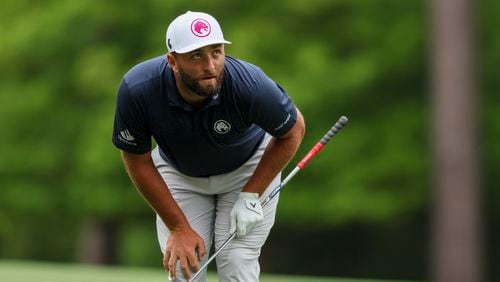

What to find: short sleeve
left=246, top=72, right=297, bottom=137
left=111, top=79, right=152, bottom=154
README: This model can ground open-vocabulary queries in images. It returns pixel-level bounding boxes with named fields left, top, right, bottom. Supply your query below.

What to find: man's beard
left=178, top=68, right=223, bottom=98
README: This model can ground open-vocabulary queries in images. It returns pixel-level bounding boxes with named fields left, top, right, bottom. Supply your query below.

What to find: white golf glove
left=230, top=192, right=264, bottom=237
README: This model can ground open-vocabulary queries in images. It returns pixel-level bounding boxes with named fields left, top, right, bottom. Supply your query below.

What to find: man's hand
left=230, top=192, right=264, bottom=237
left=164, top=226, right=206, bottom=281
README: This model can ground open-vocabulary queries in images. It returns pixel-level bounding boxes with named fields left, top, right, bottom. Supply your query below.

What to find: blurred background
left=0, top=0, right=498, bottom=281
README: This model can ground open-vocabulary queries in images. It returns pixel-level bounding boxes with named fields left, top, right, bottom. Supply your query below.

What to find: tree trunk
left=430, top=0, right=482, bottom=281
left=78, top=218, right=118, bottom=265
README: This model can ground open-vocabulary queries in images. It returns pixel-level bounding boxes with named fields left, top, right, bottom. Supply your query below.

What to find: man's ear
left=167, top=53, right=177, bottom=72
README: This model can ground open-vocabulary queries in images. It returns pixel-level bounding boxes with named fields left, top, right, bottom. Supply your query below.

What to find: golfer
left=112, top=11, right=305, bottom=281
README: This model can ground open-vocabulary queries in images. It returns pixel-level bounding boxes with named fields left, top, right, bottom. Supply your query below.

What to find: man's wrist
left=239, top=191, right=259, bottom=199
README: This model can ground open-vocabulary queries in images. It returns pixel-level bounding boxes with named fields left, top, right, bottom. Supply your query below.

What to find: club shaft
left=189, top=168, right=297, bottom=282
left=188, top=116, right=348, bottom=281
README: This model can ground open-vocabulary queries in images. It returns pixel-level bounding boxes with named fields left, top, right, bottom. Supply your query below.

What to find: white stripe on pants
left=152, top=135, right=280, bottom=282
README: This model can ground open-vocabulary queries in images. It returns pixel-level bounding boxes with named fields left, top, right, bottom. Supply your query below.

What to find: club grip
left=320, top=116, right=349, bottom=144
left=297, top=116, right=348, bottom=169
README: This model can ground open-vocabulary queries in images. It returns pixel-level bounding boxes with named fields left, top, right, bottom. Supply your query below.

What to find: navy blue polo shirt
left=112, top=55, right=297, bottom=177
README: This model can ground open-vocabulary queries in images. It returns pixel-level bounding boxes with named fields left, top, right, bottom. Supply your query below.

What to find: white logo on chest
left=214, top=120, right=231, bottom=134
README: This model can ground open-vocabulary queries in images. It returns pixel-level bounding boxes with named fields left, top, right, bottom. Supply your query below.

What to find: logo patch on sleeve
left=118, top=129, right=137, bottom=146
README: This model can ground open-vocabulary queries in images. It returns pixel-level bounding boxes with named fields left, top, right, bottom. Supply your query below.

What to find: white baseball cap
left=166, top=11, right=231, bottom=54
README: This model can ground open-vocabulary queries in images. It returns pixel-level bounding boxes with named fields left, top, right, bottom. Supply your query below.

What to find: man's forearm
left=121, top=151, right=190, bottom=231
left=242, top=109, right=305, bottom=196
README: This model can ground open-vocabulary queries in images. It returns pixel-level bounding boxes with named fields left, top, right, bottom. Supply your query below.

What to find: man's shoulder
left=225, top=56, right=262, bottom=75
left=224, top=56, right=268, bottom=91
left=123, top=55, right=167, bottom=89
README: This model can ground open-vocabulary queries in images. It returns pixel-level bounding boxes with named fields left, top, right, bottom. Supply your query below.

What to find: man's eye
left=192, top=53, right=201, bottom=59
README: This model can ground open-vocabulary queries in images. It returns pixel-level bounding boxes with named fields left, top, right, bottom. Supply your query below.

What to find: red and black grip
left=297, top=116, right=348, bottom=169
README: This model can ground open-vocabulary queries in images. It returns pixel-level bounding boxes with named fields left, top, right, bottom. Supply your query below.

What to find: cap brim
left=172, top=40, right=232, bottom=54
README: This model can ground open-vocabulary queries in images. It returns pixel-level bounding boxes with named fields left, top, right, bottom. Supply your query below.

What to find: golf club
left=188, top=115, right=349, bottom=282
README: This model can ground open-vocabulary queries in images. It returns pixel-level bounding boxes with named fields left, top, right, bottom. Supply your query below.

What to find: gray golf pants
left=152, top=135, right=280, bottom=282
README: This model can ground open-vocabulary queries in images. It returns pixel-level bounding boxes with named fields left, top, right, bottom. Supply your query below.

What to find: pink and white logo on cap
left=191, top=19, right=211, bottom=37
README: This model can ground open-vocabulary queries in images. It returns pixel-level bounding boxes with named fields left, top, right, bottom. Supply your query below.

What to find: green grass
left=0, top=260, right=415, bottom=282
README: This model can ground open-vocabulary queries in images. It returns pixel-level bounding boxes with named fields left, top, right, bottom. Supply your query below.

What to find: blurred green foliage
left=0, top=0, right=498, bottom=277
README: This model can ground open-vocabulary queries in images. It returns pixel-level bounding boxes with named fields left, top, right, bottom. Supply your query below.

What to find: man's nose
left=202, top=56, right=216, bottom=72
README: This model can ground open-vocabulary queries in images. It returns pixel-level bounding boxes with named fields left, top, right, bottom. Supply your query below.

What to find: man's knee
left=216, top=247, right=260, bottom=281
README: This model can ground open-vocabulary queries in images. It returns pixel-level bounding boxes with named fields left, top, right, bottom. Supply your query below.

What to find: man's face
left=170, top=44, right=225, bottom=98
